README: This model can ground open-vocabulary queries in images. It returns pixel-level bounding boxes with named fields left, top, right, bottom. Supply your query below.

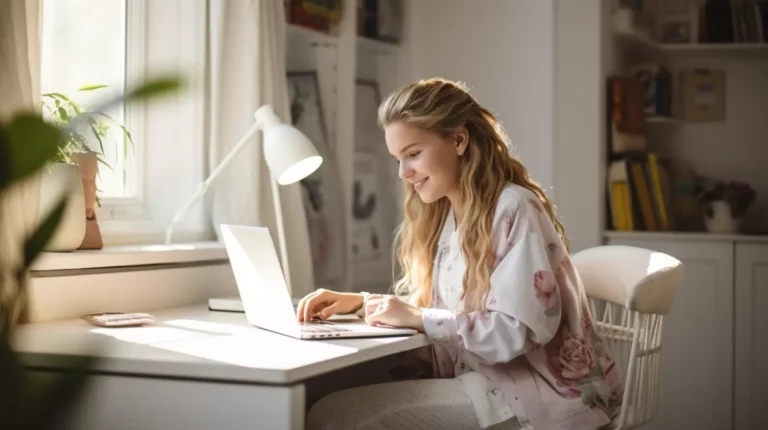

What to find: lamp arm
left=270, top=178, right=292, bottom=295
left=165, top=123, right=262, bottom=244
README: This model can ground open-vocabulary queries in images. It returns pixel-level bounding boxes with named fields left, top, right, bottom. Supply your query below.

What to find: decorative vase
left=39, top=163, right=86, bottom=251
left=705, top=200, right=741, bottom=234
left=71, top=152, right=103, bottom=249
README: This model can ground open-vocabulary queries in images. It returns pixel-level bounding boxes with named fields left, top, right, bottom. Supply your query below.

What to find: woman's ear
left=455, top=127, right=469, bottom=156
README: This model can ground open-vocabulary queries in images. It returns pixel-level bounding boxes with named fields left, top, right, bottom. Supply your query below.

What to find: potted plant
left=697, top=179, right=757, bottom=234
left=40, top=84, right=135, bottom=251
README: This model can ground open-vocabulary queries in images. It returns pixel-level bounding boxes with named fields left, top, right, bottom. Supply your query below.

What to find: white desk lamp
left=165, top=105, right=322, bottom=292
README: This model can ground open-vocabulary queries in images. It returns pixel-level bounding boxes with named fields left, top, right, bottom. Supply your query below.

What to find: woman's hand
left=364, top=296, right=425, bottom=332
left=296, top=289, right=364, bottom=322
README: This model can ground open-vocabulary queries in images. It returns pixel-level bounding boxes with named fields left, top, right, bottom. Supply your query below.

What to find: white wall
left=553, top=0, right=605, bottom=252
left=406, top=0, right=604, bottom=252
left=407, top=0, right=555, bottom=192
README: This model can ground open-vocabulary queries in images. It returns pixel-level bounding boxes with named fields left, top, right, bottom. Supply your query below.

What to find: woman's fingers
left=297, top=289, right=326, bottom=322
left=364, top=297, right=392, bottom=325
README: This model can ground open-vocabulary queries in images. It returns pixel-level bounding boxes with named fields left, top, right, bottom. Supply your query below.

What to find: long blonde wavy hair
left=378, top=78, right=569, bottom=312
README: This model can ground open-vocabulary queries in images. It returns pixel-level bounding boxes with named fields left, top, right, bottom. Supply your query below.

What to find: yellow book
left=621, top=182, right=634, bottom=231
left=611, top=181, right=624, bottom=230
left=647, top=153, right=669, bottom=230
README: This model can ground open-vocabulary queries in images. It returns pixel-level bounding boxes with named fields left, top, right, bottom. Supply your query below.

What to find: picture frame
left=286, top=71, right=347, bottom=288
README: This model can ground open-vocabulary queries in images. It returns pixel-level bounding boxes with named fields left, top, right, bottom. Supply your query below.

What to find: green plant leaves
left=1, top=115, right=65, bottom=190
left=23, top=353, right=100, bottom=430
left=77, top=83, right=108, bottom=92
left=128, top=77, right=182, bottom=99
left=0, top=341, right=23, bottom=429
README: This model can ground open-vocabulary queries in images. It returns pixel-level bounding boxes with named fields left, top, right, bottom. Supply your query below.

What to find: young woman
left=297, top=78, right=624, bottom=429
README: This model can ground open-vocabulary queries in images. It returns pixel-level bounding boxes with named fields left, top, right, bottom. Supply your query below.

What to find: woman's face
left=385, top=121, right=467, bottom=204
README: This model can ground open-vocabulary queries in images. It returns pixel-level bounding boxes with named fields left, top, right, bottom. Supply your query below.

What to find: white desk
left=13, top=305, right=429, bottom=430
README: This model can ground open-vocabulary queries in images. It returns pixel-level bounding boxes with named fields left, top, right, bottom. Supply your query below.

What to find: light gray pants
left=306, top=379, right=521, bottom=430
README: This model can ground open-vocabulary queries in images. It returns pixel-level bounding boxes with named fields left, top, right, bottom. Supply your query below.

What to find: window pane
left=41, top=0, right=129, bottom=198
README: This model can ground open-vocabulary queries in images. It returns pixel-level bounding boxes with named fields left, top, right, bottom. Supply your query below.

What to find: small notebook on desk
left=209, top=296, right=303, bottom=312
left=208, top=296, right=248, bottom=312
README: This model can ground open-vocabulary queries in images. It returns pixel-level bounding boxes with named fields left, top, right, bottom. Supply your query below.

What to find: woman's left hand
left=364, top=296, right=425, bottom=332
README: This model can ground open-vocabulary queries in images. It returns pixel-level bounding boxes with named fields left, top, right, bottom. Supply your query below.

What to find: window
left=40, top=0, right=210, bottom=246
left=41, top=0, right=129, bottom=199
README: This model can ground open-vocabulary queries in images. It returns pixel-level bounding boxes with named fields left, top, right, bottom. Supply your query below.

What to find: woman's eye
left=408, top=151, right=420, bottom=158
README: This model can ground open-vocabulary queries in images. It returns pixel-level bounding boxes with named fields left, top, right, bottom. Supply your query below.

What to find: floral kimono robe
left=419, top=184, right=624, bottom=429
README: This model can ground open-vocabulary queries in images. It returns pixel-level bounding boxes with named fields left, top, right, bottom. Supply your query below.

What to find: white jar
left=705, top=200, right=741, bottom=234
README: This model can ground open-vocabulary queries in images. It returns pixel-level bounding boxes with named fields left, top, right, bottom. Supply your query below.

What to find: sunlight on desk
left=90, top=319, right=360, bottom=370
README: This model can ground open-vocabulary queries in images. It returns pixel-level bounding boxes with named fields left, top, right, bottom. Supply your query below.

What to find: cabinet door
left=604, top=238, right=734, bottom=430
left=735, top=243, right=768, bottom=430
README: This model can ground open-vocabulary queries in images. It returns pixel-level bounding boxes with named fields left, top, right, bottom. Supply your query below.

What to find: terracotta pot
left=39, top=163, right=86, bottom=252
left=71, top=152, right=103, bottom=249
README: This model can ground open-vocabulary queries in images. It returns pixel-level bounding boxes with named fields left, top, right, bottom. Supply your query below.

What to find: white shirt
left=433, top=210, right=522, bottom=429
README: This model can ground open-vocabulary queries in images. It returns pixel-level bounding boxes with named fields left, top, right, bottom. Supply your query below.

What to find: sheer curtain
left=0, top=0, right=42, bottom=324
left=207, top=0, right=315, bottom=298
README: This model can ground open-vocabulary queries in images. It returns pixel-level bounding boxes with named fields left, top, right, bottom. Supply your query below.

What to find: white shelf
left=646, top=115, right=677, bottom=124
left=659, top=43, right=768, bottom=57
left=604, top=230, right=768, bottom=243
left=615, top=25, right=768, bottom=59
left=287, top=24, right=338, bottom=48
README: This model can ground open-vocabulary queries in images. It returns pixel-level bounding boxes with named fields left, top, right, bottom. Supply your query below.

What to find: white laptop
left=219, top=224, right=417, bottom=340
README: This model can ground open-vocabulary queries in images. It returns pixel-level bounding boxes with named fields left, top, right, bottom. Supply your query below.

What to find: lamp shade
left=255, top=105, right=323, bottom=185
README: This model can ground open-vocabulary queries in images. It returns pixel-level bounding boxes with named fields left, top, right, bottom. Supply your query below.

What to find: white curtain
left=0, top=0, right=42, bottom=324
left=208, top=0, right=315, bottom=298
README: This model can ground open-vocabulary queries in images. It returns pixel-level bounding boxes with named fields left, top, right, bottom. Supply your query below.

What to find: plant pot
left=39, top=163, right=86, bottom=252
left=705, top=200, right=742, bottom=234
left=71, top=152, right=103, bottom=249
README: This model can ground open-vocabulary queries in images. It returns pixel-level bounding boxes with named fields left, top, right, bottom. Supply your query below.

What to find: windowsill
left=30, top=241, right=228, bottom=272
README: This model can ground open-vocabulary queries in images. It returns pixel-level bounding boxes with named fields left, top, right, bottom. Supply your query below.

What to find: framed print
left=287, top=71, right=346, bottom=288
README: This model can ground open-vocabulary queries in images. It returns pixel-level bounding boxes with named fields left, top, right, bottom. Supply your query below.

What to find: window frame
left=89, top=0, right=211, bottom=246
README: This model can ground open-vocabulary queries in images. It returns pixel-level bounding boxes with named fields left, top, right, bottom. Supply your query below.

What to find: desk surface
left=12, top=305, right=429, bottom=385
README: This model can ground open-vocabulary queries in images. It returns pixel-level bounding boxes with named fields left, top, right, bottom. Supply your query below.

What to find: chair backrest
left=571, top=245, right=683, bottom=430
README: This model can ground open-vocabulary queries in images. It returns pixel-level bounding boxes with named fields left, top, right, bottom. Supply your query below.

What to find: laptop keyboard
left=299, top=320, right=350, bottom=333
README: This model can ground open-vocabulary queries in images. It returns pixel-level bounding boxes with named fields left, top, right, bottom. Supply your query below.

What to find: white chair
left=571, top=245, right=683, bottom=430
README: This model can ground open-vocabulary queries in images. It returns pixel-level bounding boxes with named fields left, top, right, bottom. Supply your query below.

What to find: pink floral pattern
left=487, top=293, right=497, bottom=307
left=546, top=328, right=597, bottom=387
left=423, top=184, right=622, bottom=429
left=467, top=314, right=477, bottom=333
left=583, top=304, right=593, bottom=333
left=534, top=270, right=558, bottom=310
left=503, top=214, right=513, bottom=238
left=528, top=198, right=544, bottom=214
left=600, top=356, right=624, bottom=397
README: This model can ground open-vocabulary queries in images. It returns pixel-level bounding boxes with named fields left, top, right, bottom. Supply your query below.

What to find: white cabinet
left=604, top=235, right=734, bottom=430
left=734, top=243, right=768, bottom=430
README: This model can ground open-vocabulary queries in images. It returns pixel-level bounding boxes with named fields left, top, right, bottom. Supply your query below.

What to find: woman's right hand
left=296, top=289, right=365, bottom=322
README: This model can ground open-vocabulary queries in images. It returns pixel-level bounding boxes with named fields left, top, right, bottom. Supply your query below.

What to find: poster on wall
left=351, top=151, right=385, bottom=263
left=351, top=80, right=398, bottom=289
left=287, top=71, right=346, bottom=288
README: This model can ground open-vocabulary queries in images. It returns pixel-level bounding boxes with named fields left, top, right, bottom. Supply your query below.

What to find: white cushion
left=572, top=245, right=683, bottom=315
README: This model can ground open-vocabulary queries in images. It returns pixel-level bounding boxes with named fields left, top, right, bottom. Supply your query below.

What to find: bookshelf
left=607, top=3, right=768, bottom=238
left=604, top=3, right=768, bottom=430
left=660, top=42, right=768, bottom=56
